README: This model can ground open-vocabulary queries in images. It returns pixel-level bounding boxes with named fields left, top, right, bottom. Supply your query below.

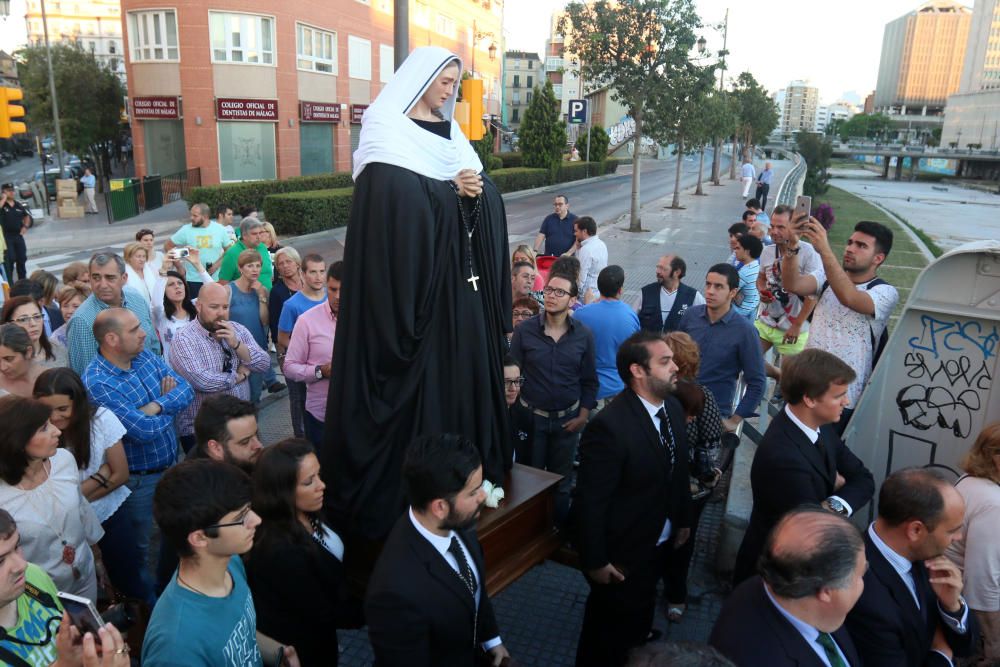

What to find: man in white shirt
left=635, top=254, right=705, bottom=333
left=571, top=216, right=607, bottom=304
left=740, top=159, right=756, bottom=197
left=711, top=507, right=867, bottom=667
left=365, top=434, right=511, bottom=666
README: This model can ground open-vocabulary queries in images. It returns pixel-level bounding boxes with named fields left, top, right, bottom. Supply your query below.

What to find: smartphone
left=793, top=195, right=812, bottom=227
left=168, top=247, right=190, bottom=260
left=57, top=592, right=105, bottom=636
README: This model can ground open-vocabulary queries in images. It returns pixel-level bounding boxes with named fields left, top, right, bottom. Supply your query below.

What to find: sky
left=503, top=0, right=974, bottom=105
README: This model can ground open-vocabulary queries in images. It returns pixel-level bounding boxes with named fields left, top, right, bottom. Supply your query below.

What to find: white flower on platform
left=482, top=480, right=505, bottom=508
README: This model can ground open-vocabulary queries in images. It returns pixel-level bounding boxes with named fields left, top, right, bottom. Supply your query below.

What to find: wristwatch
left=314, top=365, right=323, bottom=380
left=785, top=245, right=801, bottom=256
left=826, top=497, right=849, bottom=516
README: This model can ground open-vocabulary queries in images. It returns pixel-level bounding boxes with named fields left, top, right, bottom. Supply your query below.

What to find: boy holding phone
left=143, top=460, right=299, bottom=667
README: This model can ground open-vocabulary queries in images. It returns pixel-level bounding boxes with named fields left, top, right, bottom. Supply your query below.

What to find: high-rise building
left=957, top=0, right=1000, bottom=92
left=873, top=0, right=971, bottom=115
left=23, top=0, right=126, bottom=82
left=815, top=102, right=858, bottom=135
left=121, top=0, right=503, bottom=184
left=504, top=50, right=540, bottom=129
left=544, top=12, right=581, bottom=122
left=781, top=80, right=820, bottom=135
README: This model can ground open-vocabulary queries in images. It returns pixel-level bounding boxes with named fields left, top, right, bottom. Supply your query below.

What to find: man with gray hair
left=710, top=506, right=866, bottom=666
left=68, top=252, right=160, bottom=374
left=164, top=202, right=232, bottom=297
left=216, top=215, right=274, bottom=288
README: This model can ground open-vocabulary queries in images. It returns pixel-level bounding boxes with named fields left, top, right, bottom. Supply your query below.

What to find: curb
left=499, top=169, right=627, bottom=202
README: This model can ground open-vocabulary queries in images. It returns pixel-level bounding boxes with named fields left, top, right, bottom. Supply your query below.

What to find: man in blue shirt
left=84, top=308, right=193, bottom=596
left=533, top=194, right=578, bottom=257
left=755, top=162, right=774, bottom=211
left=678, top=263, right=766, bottom=432
left=81, top=167, right=98, bottom=214
left=574, top=265, right=640, bottom=404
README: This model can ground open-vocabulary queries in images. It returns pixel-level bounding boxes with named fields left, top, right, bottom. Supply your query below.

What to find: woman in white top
left=0, top=395, right=103, bottom=599
left=49, top=286, right=89, bottom=349
left=1, top=296, right=67, bottom=369
left=151, top=248, right=214, bottom=367
left=33, top=367, right=154, bottom=605
left=135, top=228, right=165, bottom=273
left=0, top=323, right=46, bottom=397
left=948, top=422, right=1000, bottom=664
left=123, top=242, right=156, bottom=306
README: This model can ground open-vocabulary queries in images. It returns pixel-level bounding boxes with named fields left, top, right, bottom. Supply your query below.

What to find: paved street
left=249, top=158, right=792, bottom=665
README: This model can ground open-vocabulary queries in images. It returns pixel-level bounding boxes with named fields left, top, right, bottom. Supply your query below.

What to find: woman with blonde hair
left=123, top=241, right=156, bottom=306
left=948, top=422, right=1000, bottom=664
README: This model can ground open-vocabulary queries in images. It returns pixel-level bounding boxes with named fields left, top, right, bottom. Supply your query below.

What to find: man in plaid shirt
left=169, top=283, right=270, bottom=450
left=84, top=308, right=193, bottom=595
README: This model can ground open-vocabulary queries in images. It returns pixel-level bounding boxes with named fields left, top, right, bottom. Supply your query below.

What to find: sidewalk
left=255, top=161, right=791, bottom=666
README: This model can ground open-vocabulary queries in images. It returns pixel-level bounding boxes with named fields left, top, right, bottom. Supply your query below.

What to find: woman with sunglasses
left=2, top=296, right=66, bottom=369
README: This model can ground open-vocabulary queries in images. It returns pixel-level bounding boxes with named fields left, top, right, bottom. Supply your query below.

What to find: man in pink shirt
left=284, top=261, right=341, bottom=446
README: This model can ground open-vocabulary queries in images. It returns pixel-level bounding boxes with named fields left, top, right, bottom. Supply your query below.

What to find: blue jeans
left=122, top=471, right=163, bottom=595
left=529, top=408, right=581, bottom=527
left=304, top=411, right=325, bottom=448
left=99, top=506, right=155, bottom=605
left=249, top=370, right=263, bottom=404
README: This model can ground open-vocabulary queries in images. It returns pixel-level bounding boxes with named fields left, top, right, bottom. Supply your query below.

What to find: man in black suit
left=845, top=467, right=977, bottom=667
left=733, top=348, right=874, bottom=585
left=711, top=507, right=867, bottom=666
left=572, top=330, right=694, bottom=667
left=365, top=434, right=511, bottom=667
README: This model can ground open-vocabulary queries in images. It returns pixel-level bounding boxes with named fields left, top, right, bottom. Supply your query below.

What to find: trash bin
left=142, top=175, right=163, bottom=211
left=108, top=178, right=140, bottom=221
left=845, top=240, right=1000, bottom=517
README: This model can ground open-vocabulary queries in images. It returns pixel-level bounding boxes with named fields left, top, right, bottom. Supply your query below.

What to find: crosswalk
left=26, top=241, right=131, bottom=279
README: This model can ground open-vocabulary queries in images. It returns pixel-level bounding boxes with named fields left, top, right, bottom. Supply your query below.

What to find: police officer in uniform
left=1, top=184, right=31, bottom=282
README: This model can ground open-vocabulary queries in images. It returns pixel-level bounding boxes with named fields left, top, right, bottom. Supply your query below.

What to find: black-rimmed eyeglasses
left=205, top=505, right=253, bottom=531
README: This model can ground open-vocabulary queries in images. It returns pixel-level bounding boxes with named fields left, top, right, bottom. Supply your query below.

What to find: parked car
left=34, top=167, right=75, bottom=201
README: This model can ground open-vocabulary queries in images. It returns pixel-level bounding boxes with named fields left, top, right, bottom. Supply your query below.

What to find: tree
left=691, top=90, right=732, bottom=194
left=16, top=44, right=124, bottom=171
left=519, top=80, right=566, bottom=175
left=645, top=60, right=716, bottom=207
left=796, top=132, right=833, bottom=196
left=836, top=113, right=893, bottom=143
left=583, top=124, right=610, bottom=162
left=729, top=71, right=778, bottom=178
left=561, top=0, right=701, bottom=232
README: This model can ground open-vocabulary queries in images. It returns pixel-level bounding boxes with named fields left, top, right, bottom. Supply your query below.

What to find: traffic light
left=0, top=87, right=26, bottom=139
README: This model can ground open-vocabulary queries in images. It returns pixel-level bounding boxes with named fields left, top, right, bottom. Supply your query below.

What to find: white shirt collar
left=408, top=506, right=455, bottom=559
left=784, top=404, right=821, bottom=444
left=580, top=235, right=595, bottom=247
left=637, top=394, right=664, bottom=421
left=763, top=583, right=819, bottom=642
left=868, top=522, right=913, bottom=575
left=659, top=284, right=679, bottom=297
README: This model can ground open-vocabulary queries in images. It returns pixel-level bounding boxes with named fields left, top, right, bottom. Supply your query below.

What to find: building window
left=348, top=35, right=372, bottom=80
left=527, top=76, right=533, bottom=88
left=126, top=10, right=178, bottom=62
left=297, top=23, right=336, bottom=74
left=528, top=60, right=534, bottom=69
left=526, top=91, right=532, bottom=104
left=380, top=44, right=394, bottom=83
left=414, top=1, right=430, bottom=28
left=513, top=75, right=519, bottom=88
left=435, top=14, right=455, bottom=38
left=209, top=12, right=275, bottom=65
left=512, top=108, right=519, bottom=122
left=512, top=91, right=520, bottom=104
left=109, top=41, right=116, bottom=54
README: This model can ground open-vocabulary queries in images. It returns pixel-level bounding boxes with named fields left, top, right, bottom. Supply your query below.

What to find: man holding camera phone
left=779, top=214, right=898, bottom=435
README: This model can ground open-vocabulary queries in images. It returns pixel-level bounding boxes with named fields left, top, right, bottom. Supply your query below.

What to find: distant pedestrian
left=740, top=159, right=756, bottom=197
left=755, top=162, right=773, bottom=210
left=81, top=167, right=98, bottom=214
left=1, top=183, right=31, bottom=282
left=533, top=195, right=578, bottom=257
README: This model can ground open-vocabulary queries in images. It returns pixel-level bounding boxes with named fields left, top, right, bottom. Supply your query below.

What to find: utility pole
left=40, top=0, right=65, bottom=174
left=710, top=8, right=728, bottom=186
left=393, top=0, right=408, bottom=70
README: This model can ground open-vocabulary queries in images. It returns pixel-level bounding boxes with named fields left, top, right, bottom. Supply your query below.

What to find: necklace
left=453, top=186, right=483, bottom=291
left=308, top=515, right=328, bottom=550
left=177, top=570, right=230, bottom=597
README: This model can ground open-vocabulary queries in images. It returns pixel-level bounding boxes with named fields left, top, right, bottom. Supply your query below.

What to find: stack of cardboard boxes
left=56, top=179, right=83, bottom=218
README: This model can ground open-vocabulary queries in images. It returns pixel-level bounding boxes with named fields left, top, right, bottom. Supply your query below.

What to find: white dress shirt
left=784, top=405, right=853, bottom=516
left=408, top=508, right=502, bottom=651
left=637, top=394, right=673, bottom=546
left=576, top=235, right=608, bottom=300
left=764, top=583, right=850, bottom=667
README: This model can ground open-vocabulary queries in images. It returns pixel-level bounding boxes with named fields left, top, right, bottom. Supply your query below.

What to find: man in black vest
left=635, top=254, right=704, bottom=333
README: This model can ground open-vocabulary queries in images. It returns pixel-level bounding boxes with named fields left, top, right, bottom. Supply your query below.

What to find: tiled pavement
left=252, top=160, right=792, bottom=666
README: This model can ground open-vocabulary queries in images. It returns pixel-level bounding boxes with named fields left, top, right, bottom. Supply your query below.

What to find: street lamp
left=471, top=20, right=496, bottom=77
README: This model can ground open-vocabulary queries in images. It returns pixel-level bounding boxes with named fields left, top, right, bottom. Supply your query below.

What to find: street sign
left=300, top=101, right=341, bottom=123
left=131, top=96, right=180, bottom=120
left=215, top=98, right=278, bottom=121
left=568, top=99, right=587, bottom=125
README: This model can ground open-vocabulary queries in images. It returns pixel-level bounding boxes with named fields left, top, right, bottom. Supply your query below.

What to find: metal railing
left=104, top=167, right=202, bottom=223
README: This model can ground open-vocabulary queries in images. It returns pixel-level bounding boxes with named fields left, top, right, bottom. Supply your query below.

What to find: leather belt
left=132, top=466, right=169, bottom=477
left=519, top=398, right=580, bottom=419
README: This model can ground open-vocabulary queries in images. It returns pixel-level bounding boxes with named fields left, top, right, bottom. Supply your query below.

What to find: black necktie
left=448, top=535, right=477, bottom=598
left=655, top=407, right=677, bottom=468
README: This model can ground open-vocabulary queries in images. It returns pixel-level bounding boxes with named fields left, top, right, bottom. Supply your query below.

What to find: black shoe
left=268, top=381, right=286, bottom=393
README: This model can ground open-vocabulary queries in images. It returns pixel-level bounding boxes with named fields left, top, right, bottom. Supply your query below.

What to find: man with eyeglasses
left=84, top=308, right=194, bottom=599
left=169, top=282, right=270, bottom=453
left=503, top=355, right=532, bottom=465
left=533, top=194, right=578, bottom=257
left=509, top=271, right=598, bottom=525
left=144, top=459, right=301, bottom=667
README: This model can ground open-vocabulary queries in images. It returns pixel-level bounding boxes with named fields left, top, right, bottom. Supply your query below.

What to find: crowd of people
left=0, top=51, right=996, bottom=667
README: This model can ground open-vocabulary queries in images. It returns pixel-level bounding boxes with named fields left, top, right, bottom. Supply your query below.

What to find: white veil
left=352, top=46, right=484, bottom=181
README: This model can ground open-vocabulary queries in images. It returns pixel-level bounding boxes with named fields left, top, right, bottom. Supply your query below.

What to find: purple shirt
left=168, top=319, right=270, bottom=435
left=283, top=302, right=336, bottom=421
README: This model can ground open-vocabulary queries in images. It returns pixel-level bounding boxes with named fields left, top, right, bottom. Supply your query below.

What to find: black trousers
left=576, top=555, right=658, bottom=667
left=754, top=183, right=770, bottom=211
left=660, top=494, right=710, bottom=604
left=4, top=234, right=26, bottom=282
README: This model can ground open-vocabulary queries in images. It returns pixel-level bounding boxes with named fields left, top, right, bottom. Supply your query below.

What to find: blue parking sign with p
left=569, top=99, right=587, bottom=124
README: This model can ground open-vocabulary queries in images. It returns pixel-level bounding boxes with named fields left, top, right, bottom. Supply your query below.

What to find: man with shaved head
left=83, top=307, right=193, bottom=597
left=710, top=507, right=866, bottom=666
left=168, top=281, right=270, bottom=452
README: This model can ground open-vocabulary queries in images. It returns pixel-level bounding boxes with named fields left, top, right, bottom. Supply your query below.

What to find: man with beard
left=780, top=219, right=898, bottom=435
left=365, top=434, right=511, bottom=667
left=635, top=255, right=704, bottom=334
left=190, top=395, right=263, bottom=473
left=169, top=282, right=270, bottom=451
left=571, top=331, right=693, bottom=667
